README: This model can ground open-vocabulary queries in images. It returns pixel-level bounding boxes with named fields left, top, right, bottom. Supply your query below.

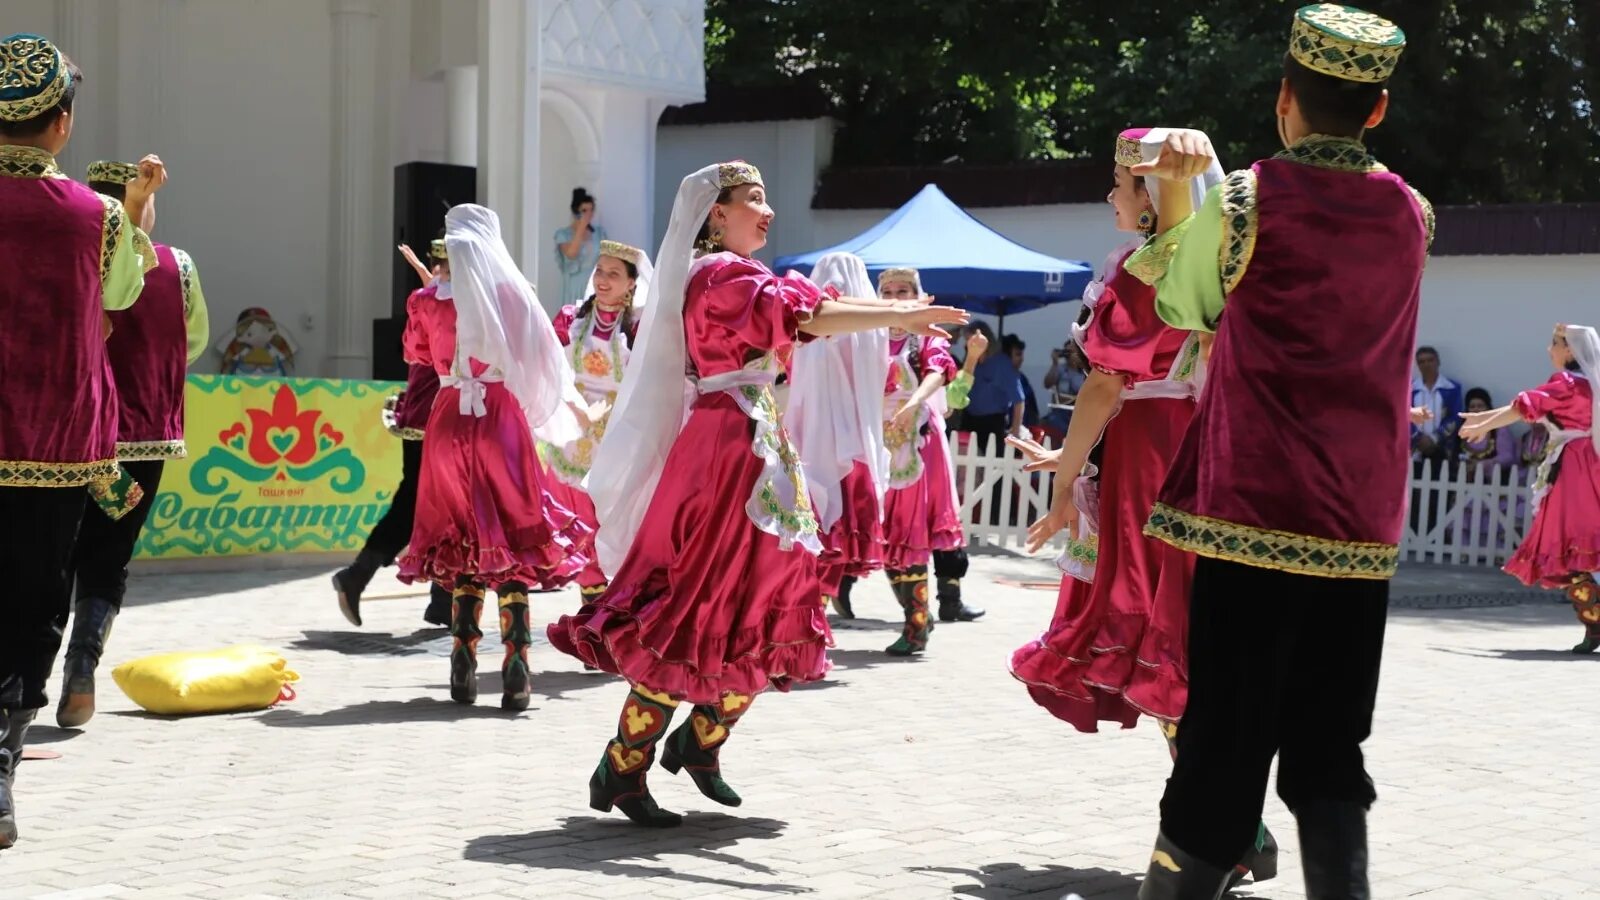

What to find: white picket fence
left=947, top=435, right=1534, bottom=568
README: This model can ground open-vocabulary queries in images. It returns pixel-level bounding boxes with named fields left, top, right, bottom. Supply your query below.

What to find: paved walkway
left=5, top=555, right=1594, bottom=899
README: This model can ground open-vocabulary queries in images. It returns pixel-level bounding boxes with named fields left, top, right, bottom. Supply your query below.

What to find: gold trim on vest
left=116, top=439, right=187, bottom=461
left=1274, top=135, right=1387, bottom=174
left=1408, top=186, right=1435, bottom=250
left=0, top=457, right=121, bottom=488
left=0, top=144, right=63, bottom=178
left=1144, top=502, right=1398, bottom=579
left=1219, top=170, right=1259, bottom=295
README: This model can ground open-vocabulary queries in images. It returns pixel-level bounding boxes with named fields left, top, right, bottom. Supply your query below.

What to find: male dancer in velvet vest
left=333, top=239, right=451, bottom=628
left=1126, top=6, right=1432, bottom=897
left=50, top=161, right=211, bottom=730
left=0, top=33, right=164, bottom=849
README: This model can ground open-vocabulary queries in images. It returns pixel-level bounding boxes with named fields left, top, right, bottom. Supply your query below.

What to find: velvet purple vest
left=106, top=243, right=188, bottom=456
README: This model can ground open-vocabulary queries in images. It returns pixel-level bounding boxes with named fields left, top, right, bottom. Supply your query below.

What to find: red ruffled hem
left=1009, top=629, right=1186, bottom=732
left=1504, top=542, right=1600, bottom=589
left=882, top=524, right=963, bottom=571
left=547, top=582, right=834, bottom=705
left=820, top=527, right=885, bottom=577
left=398, top=514, right=592, bottom=590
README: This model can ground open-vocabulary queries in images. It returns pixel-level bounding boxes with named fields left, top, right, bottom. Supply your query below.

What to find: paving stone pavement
left=4, top=555, right=1595, bottom=899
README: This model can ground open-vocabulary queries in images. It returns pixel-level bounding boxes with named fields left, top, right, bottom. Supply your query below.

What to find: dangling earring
left=1136, top=209, right=1155, bottom=234
left=695, top=225, right=725, bottom=256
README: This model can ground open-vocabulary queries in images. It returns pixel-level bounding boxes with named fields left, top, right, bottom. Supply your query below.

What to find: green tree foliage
left=704, top=0, right=1599, bottom=203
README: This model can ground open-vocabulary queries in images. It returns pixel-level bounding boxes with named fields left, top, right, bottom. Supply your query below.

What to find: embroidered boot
left=449, top=580, right=485, bottom=705
left=1135, top=831, right=1232, bottom=900
left=497, top=584, right=532, bottom=711
left=1158, top=721, right=1279, bottom=887
left=56, top=595, right=118, bottom=728
left=333, top=546, right=387, bottom=626
left=0, top=706, right=35, bottom=850
left=885, top=567, right=933, bottom=656
left=1568, top=573, right=1599, bottom=654
left=589, top=686, right=682, bottom=827
left=661, top=691, right=752, bottom=807
left=422, top=583, right=452, bottom=627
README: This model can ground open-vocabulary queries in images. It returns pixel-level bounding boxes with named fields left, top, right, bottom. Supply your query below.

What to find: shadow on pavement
left=421, top=668, right=622, bottom=702
left=465, top=813, right=808, bottom=893
left=290, top=628, right=449, bottom=657
left=825, top=615, right=902, bottom=633
left=124, top=566, right=338, bottom=606
left=256, top=697, right=518, bottom=727
left=22, top=724, right=84, bottom=745
left=1430, top=645, right=1600, bottom=662
left=914, top=862, right=1142, bottom=899
left=791, top=647, right=924, bottom=693
left=1388, top=599, right=1573, bottom=624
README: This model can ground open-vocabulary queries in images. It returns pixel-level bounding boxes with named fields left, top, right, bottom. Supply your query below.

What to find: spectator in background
left=1411, top=345, right=1463, bottom=462
left=963, top=322, right=1025, bottom=450
left=1003, top=334, right=1040, bottom=429
left=1459, top=387, right=1517, bottom=476
left=553, top=187, right=606, bottom=305
left=1043, top=340, right=1089, bottom=436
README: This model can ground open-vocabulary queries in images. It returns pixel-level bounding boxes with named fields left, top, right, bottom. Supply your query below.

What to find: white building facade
left=2, top=0, right=704, bottom=377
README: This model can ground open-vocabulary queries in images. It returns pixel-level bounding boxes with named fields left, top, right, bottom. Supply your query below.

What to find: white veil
left=444, top=204, right=583, bottom=446
left=586, top=164, right=724, bottom=576
left=581, top=248, right=656, bottom=314
left=1566, top=324, right=1600, bottom=452
left=788, top=253, right=891, bottom=530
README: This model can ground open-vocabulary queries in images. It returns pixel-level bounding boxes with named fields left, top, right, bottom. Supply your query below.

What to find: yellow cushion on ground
left=111, top=645, right=299, bottom=715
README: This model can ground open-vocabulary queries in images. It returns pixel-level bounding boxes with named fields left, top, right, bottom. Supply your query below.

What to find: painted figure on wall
left=217, top=307, right=297, bottom=376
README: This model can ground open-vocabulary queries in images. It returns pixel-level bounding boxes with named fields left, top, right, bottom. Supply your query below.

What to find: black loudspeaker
left=374, top=161, right=476, bottom=379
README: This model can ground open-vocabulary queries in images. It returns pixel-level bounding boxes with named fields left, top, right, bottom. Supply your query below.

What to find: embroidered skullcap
left=717, top=160, right=763, bottom=190
left=0, top=33, right=71, bottom=123
left=599, top=239, right=644, bottom=266
left=87, top=160, right=139, bottom=185
left=1289, top=5, right=1406, bottom=84
left=1115, top=128, right=1152, bottom=168
left=428, top=239, right=447, bottom=260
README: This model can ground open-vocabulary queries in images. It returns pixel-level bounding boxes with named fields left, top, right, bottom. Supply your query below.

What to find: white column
left=477, top=0, right=541, bottom=276
left=444, top=65, right=478, bottom=166
left=327, top=0, right=381, bottom=378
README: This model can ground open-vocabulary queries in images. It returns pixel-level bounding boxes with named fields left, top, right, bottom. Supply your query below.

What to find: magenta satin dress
left=547, top=253, right=832, bottom=704
left=878, top=335, right=963, bottom=571
left=1504, top=371, right=1600, bottom=587
left=395, top=291, right=591, bottom=589
left=1010, top=249, right=1196, bottom=731
left=817, top=462, right=885, bottom=594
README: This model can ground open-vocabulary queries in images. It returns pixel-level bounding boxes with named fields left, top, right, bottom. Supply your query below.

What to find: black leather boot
left=422, top=583, right=451, bottom=627
left=333, top=547, right=387, bottom=626
left=830, top=575, right=856, bottom=620
left=0, top=707, right=37, bottom=850
left=935, top=576, right=985, bottom=622
left=1295, top=801, right=1369, bottom=900
left=1136, top=831, right=1232, bottom=900
left=57, top=596, right=118, bottom=728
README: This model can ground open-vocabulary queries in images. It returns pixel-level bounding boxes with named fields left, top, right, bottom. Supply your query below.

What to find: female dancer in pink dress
left=1009, top=128, right=1278, bottom=887
left=1463, top=323, right=1600, bottom=652
left=548, top=161, right=967, bottom=827
left=398, top=204, right=598, bottom=711
left=542, top=240, right=652, bottom=601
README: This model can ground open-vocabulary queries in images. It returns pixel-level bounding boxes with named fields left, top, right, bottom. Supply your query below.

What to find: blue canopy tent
left=772, top=184, right=1094, bottom=331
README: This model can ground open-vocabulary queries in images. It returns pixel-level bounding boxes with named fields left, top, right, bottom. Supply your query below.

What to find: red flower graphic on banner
left=244, top=385, right=325, bottom=466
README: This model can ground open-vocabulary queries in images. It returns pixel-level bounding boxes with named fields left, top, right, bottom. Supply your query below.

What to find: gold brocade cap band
left=1115, top=128, right=1152, bottom=168
left=0, top=33, right=71, bottom=123
left=428, top=239, right=447, bottom=259
left=878, top=267, right=920, bottom=288
left=599, top=239, right=644, bottom=266
left=717, top=160, right=763, bottom=190
left=1289, top=4, right=1406, bottom=84
left=87, top=160, right=139, bottom=185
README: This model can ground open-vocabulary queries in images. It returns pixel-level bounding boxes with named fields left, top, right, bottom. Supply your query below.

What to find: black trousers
left=0, top=486, right=88, bottom=710
left=1160, top=556, right=1389, bottom=869
left=363, top=438, right=424, bottom=563
left=72, top=459, right=165, bottom=607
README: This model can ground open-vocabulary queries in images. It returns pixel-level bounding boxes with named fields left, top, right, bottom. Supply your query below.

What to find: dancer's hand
left=894, top=304, right=969, bottom=339
left=965, top=329, right=989, bottom=360
left=398, top=244, right=432, bottom=286
left=125, top=154, right=168, bottom=204
left=891, top=399, right=917, bottom=429
left=1129, top=129, right=1215, bottom=182
left=1458, top=410, right=1493, bottom=442
left=1026, top=495, right=1077, bottom=554
left=1410, top=406, right=1435, bottom=426
left=1006, top=434, right=1061, bottom=473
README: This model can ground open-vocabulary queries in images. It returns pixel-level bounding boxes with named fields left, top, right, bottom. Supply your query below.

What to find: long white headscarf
left=586, top=164, right=725, bottom=576
left=444, top=204, right=584, bottom=446
left=1566, top=324, right=1600, bottom=452
left=789, top=253, right=891, bottom=529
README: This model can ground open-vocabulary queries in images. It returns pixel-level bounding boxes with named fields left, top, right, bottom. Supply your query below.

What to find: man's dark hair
left=1282, top=54, right=1385, bottom=138
left=0, top=59, right=82, bottom=139
left=1002, top=334, right=1026, bottom=354
left=88, top=180, right=124, bottom=202
left=1415, top=345, right=1439, bottom=360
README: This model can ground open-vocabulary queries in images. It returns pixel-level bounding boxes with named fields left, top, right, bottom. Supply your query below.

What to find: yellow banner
left=135, top=375, right=405, bottom=558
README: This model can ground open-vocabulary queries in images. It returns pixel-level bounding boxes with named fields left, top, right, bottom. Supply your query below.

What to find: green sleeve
left=945, top=370, right=974, bottom=410
left=97, top=194, right=154, bottom=311
left=174, top=248, right=211, bottom=364
left=1136, top=182, right=1227, bottom=334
